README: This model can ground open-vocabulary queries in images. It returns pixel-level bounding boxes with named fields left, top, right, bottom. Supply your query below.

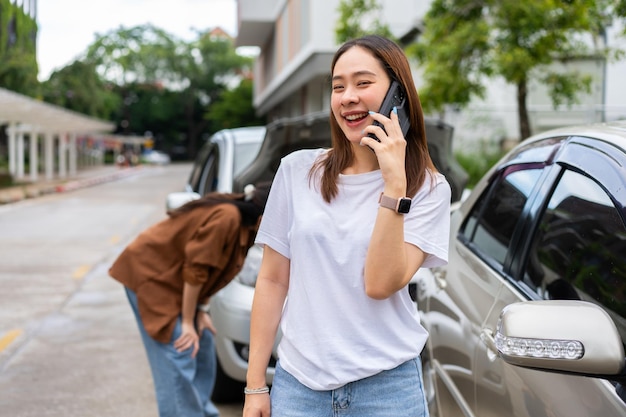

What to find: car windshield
left=234, top=141, right=263, bottom=176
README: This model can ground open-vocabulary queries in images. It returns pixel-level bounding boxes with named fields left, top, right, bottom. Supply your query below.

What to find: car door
left=420, top=141, right=551, bottom=416
left=477, top=137, right=626, bottom=417
left=458, top=164, right=549, bottom=417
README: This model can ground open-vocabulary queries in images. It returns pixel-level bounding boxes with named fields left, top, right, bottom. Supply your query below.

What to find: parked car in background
left=232, top=111, right=468, bottom=202
left=185, top=126, right=267, bottom=195
left=141, top=149, right=171, bottom=165
left=195, top=111, right=469, bottom=402
left=165, top=126, right=266, bottom=210
left=416, top=120, right=626, bottom=416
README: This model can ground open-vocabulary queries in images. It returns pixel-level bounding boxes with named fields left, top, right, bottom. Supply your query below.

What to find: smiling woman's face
left=331, top=46, right=391, bottom=145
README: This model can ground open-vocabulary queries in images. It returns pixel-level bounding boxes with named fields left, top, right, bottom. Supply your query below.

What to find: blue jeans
left=270, top=358, right=429, bottom=417
left=125, top=288, right=220, bottom=417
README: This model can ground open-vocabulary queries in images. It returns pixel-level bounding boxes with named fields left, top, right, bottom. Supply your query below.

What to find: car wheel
left=421, top=348, right=439, bottom=417
left=211, top=360, right=245, bottom=404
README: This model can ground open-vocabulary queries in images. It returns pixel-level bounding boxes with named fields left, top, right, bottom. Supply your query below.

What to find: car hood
left=233, top=110, right=467, bottom=202
left=233, top=111, right=331, bottom=192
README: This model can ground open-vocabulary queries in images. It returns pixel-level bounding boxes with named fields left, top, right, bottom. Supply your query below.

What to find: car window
left=233, top=142, right=263, bottom=177
left=523, top=169, right=626, bottom=339
left=461, top=167, right=543, bottom=265
left=199, top=150, right=219, bottom=195
left=188, top=142, right=213, bottom=192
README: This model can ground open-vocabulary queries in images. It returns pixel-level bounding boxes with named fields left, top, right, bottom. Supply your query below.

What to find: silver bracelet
left=244, top=386, right=270, bottom=395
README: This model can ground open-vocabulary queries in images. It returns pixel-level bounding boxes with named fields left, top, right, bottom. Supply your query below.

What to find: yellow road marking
left=0, top=329, right=23, bottom=352
left=72, top=265, right=91, bottom=280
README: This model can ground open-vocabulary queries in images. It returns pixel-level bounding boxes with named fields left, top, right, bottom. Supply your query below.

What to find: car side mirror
left=495, top=300, right=625, bottom=377
left=166, top=191, right=201, bottom=212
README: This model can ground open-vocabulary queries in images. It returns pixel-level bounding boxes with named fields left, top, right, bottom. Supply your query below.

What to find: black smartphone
left=367, top=80, right=410, bottom=143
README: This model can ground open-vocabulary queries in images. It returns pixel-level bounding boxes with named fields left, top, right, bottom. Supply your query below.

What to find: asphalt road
left=0, top=163, right=243, bottom=417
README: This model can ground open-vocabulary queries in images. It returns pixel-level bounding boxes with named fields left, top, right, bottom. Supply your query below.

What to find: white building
left=236, top=0, right=626, bottom=148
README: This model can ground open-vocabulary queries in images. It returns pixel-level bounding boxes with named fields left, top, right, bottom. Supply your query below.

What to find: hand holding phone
left=367, top=80, right=410, bottom=143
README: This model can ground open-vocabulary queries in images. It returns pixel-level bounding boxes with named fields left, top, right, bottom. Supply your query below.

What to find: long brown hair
left=310, top=35, right=436, bottom=203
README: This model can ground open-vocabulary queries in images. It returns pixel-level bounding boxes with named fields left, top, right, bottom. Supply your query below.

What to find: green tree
left=409, top=0, right=626, bottom=140
left=205, top=78, right=266, bottom=129
left=175, top=30, right=254, bottom=155
left=335, top=0, right=393, bottom=43
left=84, top=24, right=182, bottom=86
left=106, top=82, right=187, bottom=150
left=83, top=25, right=256, bottom=156
left=41, top=60, right=120, bottom=119
left=83, top=24, right=183, bottom=141
left=0, top=0, right=39, bottom=96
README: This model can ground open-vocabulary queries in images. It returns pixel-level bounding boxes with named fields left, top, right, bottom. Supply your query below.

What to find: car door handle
left=481, top=328, right=498, bottom=355
left=433, top=268, right=447, bottom=290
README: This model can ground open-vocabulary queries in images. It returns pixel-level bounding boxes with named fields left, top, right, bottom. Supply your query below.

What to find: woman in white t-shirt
left=243, top=35, right=451, bottom=417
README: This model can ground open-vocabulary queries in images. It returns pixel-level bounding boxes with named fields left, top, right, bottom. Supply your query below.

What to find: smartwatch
left=379, top=193, right=412, bottom=214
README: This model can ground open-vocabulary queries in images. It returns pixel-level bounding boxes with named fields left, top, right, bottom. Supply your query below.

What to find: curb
left=54, top=167, right=142, bottom=193
left=0, top=166, right=143, bottom=205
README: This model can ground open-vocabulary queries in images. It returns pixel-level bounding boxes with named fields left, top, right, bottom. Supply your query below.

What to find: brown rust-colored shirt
left=109, top=203, right=255, bottom=343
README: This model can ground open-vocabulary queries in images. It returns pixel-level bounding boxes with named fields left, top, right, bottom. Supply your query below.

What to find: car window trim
left=505, top=163, right=561, bottom=281
left=509, top=137, right=626, bottom=300
left=556, top=136, right=626, bottom=221
left=458, top=161, right=552, bottom=284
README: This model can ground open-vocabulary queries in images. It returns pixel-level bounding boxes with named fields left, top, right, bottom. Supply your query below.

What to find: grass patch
left=0, top=173, right=13, bottom=188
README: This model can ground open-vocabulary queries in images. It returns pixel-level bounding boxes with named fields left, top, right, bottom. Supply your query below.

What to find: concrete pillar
left=16, top=129, right=25, bottom=180
left=97, top=138, right=105, bottom=165
left=68, top=133, right=77, bottom=176
left=78, top=136, right=86, bottom=168
left=29, top=129, right=39, bottom=182
left=45, top=132, right=54, bottom=180
left=58, top=133, right=67, bottom=178
left=7, top=122, right=17, bottom=176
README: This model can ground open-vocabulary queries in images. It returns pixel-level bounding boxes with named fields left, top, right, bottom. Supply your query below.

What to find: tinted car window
left=188, top=142, right=213, bottom=192
left=199, top=151, right=219, bottom=195
left=234, top=142, right=263, bottom=177
left=461, top=167, right=543, bottom=265
left=523, top=169, right=626, bottom=337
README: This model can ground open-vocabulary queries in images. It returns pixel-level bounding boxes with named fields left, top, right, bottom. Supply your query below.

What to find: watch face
left=397, top=198, right=411, bottom=213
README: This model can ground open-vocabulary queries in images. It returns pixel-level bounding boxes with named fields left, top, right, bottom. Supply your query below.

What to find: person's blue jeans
left=270, top=358, right=429, bottom=417
left=125, top=288, right=219, bottom=417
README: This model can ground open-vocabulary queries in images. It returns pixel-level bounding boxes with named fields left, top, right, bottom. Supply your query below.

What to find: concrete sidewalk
left=0, top=165, right=144, bottom=205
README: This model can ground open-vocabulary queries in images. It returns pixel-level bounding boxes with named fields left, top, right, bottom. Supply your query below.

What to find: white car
left=166, top=126, right=266, bottom=209
left=141, top=150, right=171, bottom=165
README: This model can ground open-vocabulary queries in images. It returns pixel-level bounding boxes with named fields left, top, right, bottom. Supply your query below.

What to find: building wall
left=250, top=0, right=419, bottom=121
left=239, top=0, right=626, bottom=148
left=604, top=21, right=626, bottom=122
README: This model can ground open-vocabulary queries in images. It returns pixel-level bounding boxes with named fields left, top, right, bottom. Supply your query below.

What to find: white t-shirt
left=255, top=148, right=451, bottom=390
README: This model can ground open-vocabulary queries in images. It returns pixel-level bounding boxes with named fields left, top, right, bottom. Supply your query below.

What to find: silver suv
left=417, top=120, right=626, bottom=416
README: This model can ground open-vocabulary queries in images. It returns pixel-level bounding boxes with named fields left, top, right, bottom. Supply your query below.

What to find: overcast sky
left=35, top=2, right=624, bottom=111
left=36, top=0, right=237, bottom=81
